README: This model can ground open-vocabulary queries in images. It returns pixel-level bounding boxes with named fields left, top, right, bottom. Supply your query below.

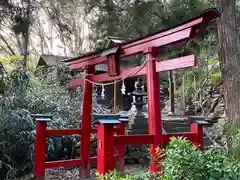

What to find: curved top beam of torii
left=66, top=8, right=220, bottom=88
left=64, top=8, right=220, bottom=68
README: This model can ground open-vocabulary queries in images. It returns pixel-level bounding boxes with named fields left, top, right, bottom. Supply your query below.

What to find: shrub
left=0, top=62, right=83, bottom=179
left=97, top=170, right=159, bottom=180
left=162, top=137, right=240, bottom=180
left=99, top=137, right=240, bottom=180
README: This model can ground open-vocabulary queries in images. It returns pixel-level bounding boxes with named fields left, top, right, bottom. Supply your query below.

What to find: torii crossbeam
left=64, top=8, right=220, bottom=178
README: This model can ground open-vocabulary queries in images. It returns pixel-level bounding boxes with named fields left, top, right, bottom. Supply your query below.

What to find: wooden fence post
left=32, top=114, right=52, bottom=180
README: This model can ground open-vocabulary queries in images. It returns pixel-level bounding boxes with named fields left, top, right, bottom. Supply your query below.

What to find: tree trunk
left=215, top=0, right=240, bottom=149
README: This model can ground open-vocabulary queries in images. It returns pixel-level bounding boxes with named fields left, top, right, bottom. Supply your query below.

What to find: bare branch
left=0, top=33, right=16, bottom=55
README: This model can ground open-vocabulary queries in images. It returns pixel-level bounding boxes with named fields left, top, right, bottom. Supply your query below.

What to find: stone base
left=128, top=123, right=148, bottom=129
left=127, top=129, right=148, bottom=135
left=131, top=116, right=148, bottom=122
left=128, top=116, right=148, bottom=130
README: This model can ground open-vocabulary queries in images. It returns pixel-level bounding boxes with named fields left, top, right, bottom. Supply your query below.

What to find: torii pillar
left=145, top=47, right=162, bottom=172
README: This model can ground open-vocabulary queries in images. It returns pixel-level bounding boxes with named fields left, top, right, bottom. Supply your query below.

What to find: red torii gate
left=65, top=8, right=219, bottom=176
left=32, top=8, right=220, bottom=180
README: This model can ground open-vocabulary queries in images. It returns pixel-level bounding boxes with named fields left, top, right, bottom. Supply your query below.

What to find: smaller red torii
left=32, top=8, right=220, bottom=180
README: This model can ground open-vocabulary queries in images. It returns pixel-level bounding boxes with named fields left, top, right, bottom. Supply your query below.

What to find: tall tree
left=41, top=0, right=87, bottom=56
left=215, top=0, right=240, bottom=147
left=0, top=0, right=33, bottom=67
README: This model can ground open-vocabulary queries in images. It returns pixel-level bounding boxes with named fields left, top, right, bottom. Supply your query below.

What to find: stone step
left=127, top=119, right=214, bottom=148
left=129, top=121, right=190, bottom=130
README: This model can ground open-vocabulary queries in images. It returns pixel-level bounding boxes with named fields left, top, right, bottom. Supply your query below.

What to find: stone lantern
left=131, top=79, right=147, bottom=117
left=127, top=79, right=148, bottom=135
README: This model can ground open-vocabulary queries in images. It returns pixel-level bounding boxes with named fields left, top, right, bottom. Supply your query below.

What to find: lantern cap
left=188, top=116, right=209, bottom=125
left=98, top=119, right=121, bottom=126
left=132, top=89, right=147, bottom=96
left=132, top=80, right=147, bottom=96
left=92, top=113, right=120, bottom=121
left=119, top=115, right=129, bottom=123
left=31, top=114, right=53, bottom=122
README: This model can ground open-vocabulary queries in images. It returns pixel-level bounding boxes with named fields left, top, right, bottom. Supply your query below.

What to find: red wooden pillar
left=190, top=123, right=203, bottom=151
left=116, top=115, right=128, bottom=173
left=116, top=123, right=125, bottom=173
left=80, top=65, right=95, bottom=178
left=97, top=120, right=119, bottom=175
left=145, top=47, right=163, bottom=173
left=32, top=114, right=52, bottom=180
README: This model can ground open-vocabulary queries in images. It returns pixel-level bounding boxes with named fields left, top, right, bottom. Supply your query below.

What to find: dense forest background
left=0, top=0, right=240, bottom=179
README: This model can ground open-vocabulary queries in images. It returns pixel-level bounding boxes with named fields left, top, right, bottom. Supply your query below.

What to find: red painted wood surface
left=69, top=54, right=196, bottom=88
left=34, top=121, right=47, bottom=179
left=46, top=128, right=98, bottom=136
left=113, top=133, right=196, bottom=147
left=70, top=28, right=192, bottom=70
left=145, top=47, right=163, bottom=173
left=66, top=55, right=107, bottom=69
left=46, top=129, right=83, bottom=136
left=45, top=157, right=98, bottom=168
left=80, top=66, right=94, bottom=178
left=66, top=9, right=219, bottom=69
left=46, top=159, right=81, bottom=168
left=162, top=133, right=195, bottom=144
left=121, top=28, right=192, bottom=57
left=115, top=124, right=125, bottom=173
left=107, top=54, right=120, bottom=76
left=190, top=123, right=204, bottom=150
left=97, top=124, right=115, bottom=175
left=45, top=155, right=119, bottom=169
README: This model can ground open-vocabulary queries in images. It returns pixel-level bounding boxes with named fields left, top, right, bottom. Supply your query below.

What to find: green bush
left=0, top=62, right=83, bottom=179
left=162, top=137, right=240, bottom=180
left=100, top=138, right=240, bottom=180
left=97, top=170, right=159, bottom=180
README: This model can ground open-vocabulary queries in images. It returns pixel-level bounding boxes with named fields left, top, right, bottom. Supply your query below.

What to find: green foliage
left=210, top=70, right=222, bottom=85
left=0, top=59, right=83, bottom=178
left=97, top=170, right=159, bottom=180
left=0, top=55, right=24, bottom=73
left=0, top=55, right=36, bottom=73
left=84, top=0, right=221, bottom=98
left=99, top=138, right=240, bottom=180
left=0, top=104, right=35, bottom=179
left=162, top=137, right=240, bottom=180
left=166, top=0, right=212, bottom=26
left=86, top=0, right=212, bottom=50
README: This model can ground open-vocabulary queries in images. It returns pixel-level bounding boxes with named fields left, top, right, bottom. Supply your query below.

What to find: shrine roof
left=63, top=8, right=220, bottom=64
left=37, top=54, right=108, bottom=72
left=38, top=54, right=68, bottom=67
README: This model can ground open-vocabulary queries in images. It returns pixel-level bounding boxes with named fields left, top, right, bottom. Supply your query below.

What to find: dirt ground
left=18, top=165, right=146, bottom=180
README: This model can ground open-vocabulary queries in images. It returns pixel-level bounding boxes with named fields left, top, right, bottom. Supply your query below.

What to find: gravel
left=18, top=168, right=97, bottom=180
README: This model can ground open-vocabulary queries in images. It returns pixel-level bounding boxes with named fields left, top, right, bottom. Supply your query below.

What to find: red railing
left=33, top=118, right=124, bottom=180
left=33, top=118, right=204, bottom=179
